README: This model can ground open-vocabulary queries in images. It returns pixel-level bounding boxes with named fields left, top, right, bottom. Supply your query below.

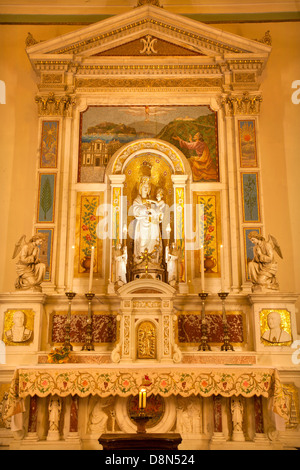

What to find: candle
left=138, top=387, right=147, bottom=410
left=166, top=223, right=171, bottom=243
left=70, top=245, right=75, bottom=292
left=123, top=224, right=127, bottom=239
left=200, top=245, right=205, bottom=292
left=220, top=244, right=225, bottom=292
left=88, top=246, right=95, bottom=293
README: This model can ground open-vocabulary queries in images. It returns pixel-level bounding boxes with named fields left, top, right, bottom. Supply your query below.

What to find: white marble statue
left=88, top=398, right=113, bottom=435
left=13, top=234, right=46, bottom=291
left=262, top=310, right=292, bottom=343
left=176, top=397, right=202, bottom=435
left=113, top=243, right=127, bottom=285
left=47, top=396, right=62, bottom=440
left=5, top=310, right=32, bottom=343
left=165, top=242, right=178, bottom=286
left=132, top=177, right=165, bottom=265
left=248, top=232, right=283, bottom=292
left=231, top=397, right=245, bottom=441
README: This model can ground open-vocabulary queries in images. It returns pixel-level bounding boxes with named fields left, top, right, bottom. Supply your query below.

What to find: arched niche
left=106, top=140, right=190, bottom=289
left=105, top=138, right=192, bottom=178
left=118, top=278, right=176, bottom=297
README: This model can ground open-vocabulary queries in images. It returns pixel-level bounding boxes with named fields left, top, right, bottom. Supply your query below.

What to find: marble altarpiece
left=0, top=3, right=299, bottom=450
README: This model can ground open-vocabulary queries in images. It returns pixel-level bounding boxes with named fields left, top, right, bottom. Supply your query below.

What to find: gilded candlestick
left=82, top=292, right=95, bottom=351
left=64, top=291, right=76, bottom=351
left=198, top=292, right=211, bottom=351
left=218, top=292, right=234, bottom=351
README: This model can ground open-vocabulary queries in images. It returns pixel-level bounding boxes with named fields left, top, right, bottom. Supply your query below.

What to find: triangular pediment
left=92, top=35, right=205, bottom=57
left=27, top=4, right=271, bottom=93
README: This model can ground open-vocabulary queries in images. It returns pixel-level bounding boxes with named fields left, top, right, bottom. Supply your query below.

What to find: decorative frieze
left=74, top=77, right=223, bottom=90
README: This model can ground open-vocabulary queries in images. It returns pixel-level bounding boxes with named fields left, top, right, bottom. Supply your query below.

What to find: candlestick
left=131, top=412, right=152, bottom=434
left=218, top=292, right=234, bottom=351
left=198, top=292, right=211, bottom=351
left=220, top=244, right=225, bottom=292
left=200, top=245, right=205, bottom=292
left=82, top=292, right=95, bottom=351
left=64, top=291, right=76, bottom=351
left=88, top=246, right=95, bottom=293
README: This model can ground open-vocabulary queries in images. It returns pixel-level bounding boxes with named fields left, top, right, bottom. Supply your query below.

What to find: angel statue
left=12, top=234, right=46, bottom=291
left=247, top=231, right=283, bottom=292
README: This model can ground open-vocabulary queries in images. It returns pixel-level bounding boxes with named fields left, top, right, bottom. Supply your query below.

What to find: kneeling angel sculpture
left=12, top=234, right=46, bottom=291
left=248, top=231, right=283, bottom=292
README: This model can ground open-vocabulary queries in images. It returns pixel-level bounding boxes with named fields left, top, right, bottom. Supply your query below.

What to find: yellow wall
left=0, top=22, right=299, bottom=330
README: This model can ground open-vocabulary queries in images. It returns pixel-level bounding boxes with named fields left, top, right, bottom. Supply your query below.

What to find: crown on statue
left=140, top=161, right=152, bottom=177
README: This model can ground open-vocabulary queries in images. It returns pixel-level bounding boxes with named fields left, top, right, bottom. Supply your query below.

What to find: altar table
left=3, top=364, right=289, bottom=421
left=99, top=433, right=182, bottom=450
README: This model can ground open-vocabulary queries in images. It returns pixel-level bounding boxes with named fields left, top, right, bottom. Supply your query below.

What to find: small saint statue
left=113, top=243, right=127, bottom=286
left=247, top=232, right=283, bottom=292
left=12, top=234, right=46, bottom=291
left=165, top=242, right=179, bottom=287
left=48, top=396, right=62, bottom=440
left=231, top=397, right=245, bottom=441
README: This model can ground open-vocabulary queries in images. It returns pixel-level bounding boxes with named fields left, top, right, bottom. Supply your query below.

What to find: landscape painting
left=78, top=105, right=219, bottom=183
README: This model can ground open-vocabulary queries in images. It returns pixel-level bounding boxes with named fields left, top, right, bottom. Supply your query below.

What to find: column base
left=232, top=431, right=245, bottom=442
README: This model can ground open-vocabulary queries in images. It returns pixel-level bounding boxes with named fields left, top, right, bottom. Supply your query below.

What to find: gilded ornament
left=25, top=32, right=38, bottom=47
left=137, top=321, right=156, bottom=359
left=35, top=92, right=76, bottom=117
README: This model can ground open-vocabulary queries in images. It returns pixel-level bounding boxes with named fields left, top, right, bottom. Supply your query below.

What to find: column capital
left=109, top=174, right=126, bottom=185
left=171, top=174, right=188, bottom=185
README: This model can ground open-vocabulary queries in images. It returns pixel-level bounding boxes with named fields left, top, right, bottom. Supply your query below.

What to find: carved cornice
left=35, top=92, right=76, bottom=117
left=220, top=92, right=263, bottom=116
left=50, top=18, right=249, bottom=56
left=27, top=7, right=271, bottom=96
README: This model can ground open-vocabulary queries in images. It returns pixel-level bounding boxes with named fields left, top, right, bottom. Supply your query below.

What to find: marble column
left=253, top=395, right=269, bottom=443
left=25, top=395, right=38, bottom=441
left=108, top=174, right=126, bottom=290
left=210, top=395, right=227, bottom=444
left=67, top=395, right=80, bottom=441
left=171, top=175, right=188, bottom=293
